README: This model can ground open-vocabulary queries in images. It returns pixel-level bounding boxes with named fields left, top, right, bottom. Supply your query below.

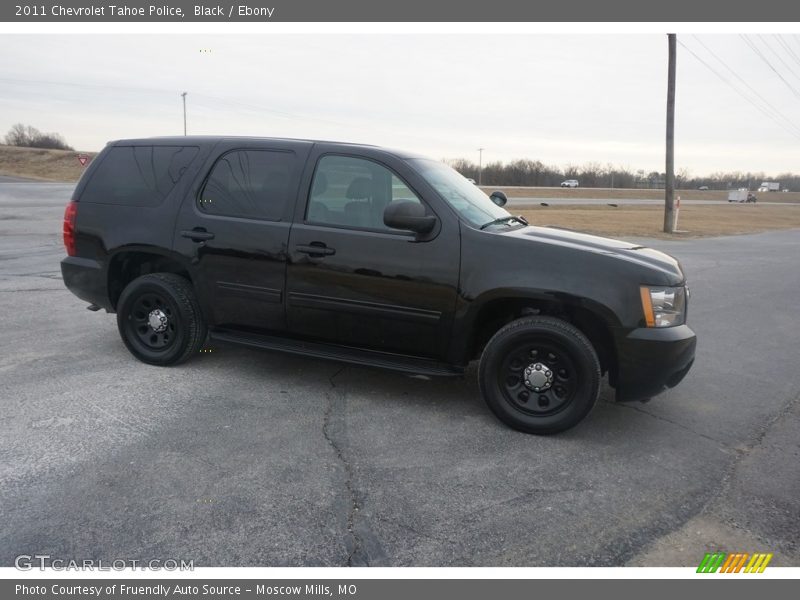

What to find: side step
left=209, top=329, right=464, bottom=377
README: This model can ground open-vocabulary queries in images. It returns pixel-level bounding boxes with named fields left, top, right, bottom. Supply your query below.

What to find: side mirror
left=490, top=190, right=508, bottom=207
left=384, top=201, right=437, bottom=234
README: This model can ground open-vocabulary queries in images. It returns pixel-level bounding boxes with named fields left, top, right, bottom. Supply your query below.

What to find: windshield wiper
left=480, top=215, right=527, bottom=230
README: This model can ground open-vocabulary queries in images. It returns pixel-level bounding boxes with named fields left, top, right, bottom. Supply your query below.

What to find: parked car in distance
left=560, top=179, right=579, bottom=188
left=61, top=136, right=696, bottom=434
left=698, top=185, right=709, bottom=190
left=466, top=177, right=477, bottom=184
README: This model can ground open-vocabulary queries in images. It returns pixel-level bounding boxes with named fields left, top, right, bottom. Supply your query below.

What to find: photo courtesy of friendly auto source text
left=0, top=0, right=798, bottom=597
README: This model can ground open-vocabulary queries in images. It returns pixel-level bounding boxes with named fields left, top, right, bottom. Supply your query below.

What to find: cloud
left=0, top=34, right=797, bottom=174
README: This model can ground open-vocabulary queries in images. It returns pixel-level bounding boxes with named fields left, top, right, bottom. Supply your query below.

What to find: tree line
left=447, top=158, right=799, bottom=191
left=4, top=123, right=74, bottom=151
left=3, top=122, right=796, bottom=191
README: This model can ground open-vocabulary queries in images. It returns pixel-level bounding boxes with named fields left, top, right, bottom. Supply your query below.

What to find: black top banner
left=3, top=0, right=800, bottom=22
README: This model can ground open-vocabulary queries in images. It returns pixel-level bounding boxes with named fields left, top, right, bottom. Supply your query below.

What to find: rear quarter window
left=80, top=145, right=199, bottom=207
left=198, top=149, right=297, bottom=221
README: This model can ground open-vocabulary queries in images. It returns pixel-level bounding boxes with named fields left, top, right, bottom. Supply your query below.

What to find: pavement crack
left=625, top=389, right=800, bottom=565
left=328, top=365, right=346, bottom=389
left=322, top=365, right=364, bottom=566
left=710, top=389, right=800, bottom=498
left=608, top=400, right=731, bottom=451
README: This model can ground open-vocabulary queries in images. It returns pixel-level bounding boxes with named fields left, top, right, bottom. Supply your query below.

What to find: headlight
left=639, top=285, right=686, bottom=327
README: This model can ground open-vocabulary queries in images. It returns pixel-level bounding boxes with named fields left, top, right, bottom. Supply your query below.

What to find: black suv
left=61, top=137, right=696, bottom=434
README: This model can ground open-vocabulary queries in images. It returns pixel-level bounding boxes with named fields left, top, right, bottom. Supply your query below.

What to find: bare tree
left=5, top=123, right=32, bottom=146
left=4, top=123, right=73, bottom=150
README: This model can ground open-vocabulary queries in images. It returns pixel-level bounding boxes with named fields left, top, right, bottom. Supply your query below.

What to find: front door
left=174, top=142, right=310, bottom=333
left=285, top=152, right=460, bottom=359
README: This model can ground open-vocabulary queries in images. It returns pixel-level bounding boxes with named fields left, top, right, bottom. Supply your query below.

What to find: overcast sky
left=0, top=34, right=798, bottom=175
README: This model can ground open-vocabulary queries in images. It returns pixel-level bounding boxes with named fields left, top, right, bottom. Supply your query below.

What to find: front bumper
left=61, top=256, right=112, bottom=311
left=612, top=324, right=696, bottom=402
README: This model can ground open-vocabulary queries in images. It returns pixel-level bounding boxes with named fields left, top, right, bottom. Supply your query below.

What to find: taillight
left=63, top=201, right=77, bottom=256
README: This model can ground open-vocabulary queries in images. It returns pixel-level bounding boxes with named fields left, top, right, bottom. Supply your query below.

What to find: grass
left=516, top=204, right=800, bottom=239
left=0, top=145, right=96, bottom=182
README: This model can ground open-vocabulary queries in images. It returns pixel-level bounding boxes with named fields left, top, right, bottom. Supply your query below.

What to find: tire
left=116, top=273, right=206, bottom=366
left=478, top=316, right=601, bottom=434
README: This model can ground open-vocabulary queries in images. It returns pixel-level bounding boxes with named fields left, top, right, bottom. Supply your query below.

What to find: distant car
left=698, top=186, right=709, bottom=190
left=466, top=178, right=477, bottom=185
left=560, top=179, right=579, bottom=188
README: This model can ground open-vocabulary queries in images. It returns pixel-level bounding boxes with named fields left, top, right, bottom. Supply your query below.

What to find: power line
left=190, top=92, right=349, bottom=128
left=775, top=35, right=800, bottom=70
left=678, top=39, right=800, bottom=141
left=0, top=76, right=351, bottom=129
left=690, top=35, right=800, bottom=137
left=758, top=34, right=800, bottom=84
left=740, top=34, right=800, bottom=101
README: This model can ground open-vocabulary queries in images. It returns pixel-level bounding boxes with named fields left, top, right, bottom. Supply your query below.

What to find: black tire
left=478, top=316, right=600, bottom=434
left=116, top=273, right=206, bottom=366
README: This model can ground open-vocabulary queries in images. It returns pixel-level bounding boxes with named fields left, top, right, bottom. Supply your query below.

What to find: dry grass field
left=0, top=145, right=96, bottom=181
left=516, top=203, right=800, bottom=239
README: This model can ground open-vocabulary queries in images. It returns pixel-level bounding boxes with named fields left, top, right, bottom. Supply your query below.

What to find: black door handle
left=296, top=242, right=335, bottom=257
left=181, top=228, right=215, bottom=242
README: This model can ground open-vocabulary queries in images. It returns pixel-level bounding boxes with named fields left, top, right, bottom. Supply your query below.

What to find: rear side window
left=199, top=150, right=296, bottom=221
left=81, top=146, right=199, bottom=207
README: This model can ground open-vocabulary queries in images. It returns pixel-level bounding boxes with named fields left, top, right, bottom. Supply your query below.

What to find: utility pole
left=477, top=148, right=484, bottom=185
left=181, top=92, right=188, bottom=136
left=664, top=34, right=676, bottom=233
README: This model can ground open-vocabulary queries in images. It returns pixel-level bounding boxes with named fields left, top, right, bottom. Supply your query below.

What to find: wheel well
left=469, top=298, right=617, bottom=379
left=108, top=252, right=191, bottom=309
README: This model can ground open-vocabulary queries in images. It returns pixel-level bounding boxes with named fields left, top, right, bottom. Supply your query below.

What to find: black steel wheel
left=116, top=273, right=206, bottom=366
left=479, top=316, right=600, bottom=434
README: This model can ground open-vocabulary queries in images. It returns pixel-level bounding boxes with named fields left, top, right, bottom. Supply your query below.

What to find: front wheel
left=116, top=273, right=207, bottom=366
left=478, top=316, right=601, bottom=434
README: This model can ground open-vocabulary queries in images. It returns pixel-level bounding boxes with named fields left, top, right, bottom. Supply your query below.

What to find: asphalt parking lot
left=1, top=181, right=798, bottom=567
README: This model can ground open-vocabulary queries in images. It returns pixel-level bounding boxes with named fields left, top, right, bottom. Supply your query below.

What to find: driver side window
left=306, top=155, right=422, bottom=231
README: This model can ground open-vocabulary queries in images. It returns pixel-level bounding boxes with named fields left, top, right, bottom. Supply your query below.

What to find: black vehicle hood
left=504, top=225, right=685, bottom=283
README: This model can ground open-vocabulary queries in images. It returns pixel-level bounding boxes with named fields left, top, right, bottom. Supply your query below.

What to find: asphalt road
left=1, top=182, right=798, bottom=567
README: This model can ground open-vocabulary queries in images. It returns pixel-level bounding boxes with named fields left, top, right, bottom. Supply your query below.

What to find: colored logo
left=697, top=552, right=773, bottom=573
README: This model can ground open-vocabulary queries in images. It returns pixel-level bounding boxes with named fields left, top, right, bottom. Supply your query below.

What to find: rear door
left=174, top=140, right=312, bottom=333
left=285, top=147, right=460, bottom=359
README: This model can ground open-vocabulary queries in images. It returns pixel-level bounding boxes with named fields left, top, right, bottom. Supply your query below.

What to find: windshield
left=408, top=158, right=512, bottom=228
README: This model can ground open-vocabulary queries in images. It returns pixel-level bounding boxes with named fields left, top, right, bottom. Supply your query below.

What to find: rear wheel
left=478, top=316, right=601, bottom=434
left=116, top=273, right=206, bottom=366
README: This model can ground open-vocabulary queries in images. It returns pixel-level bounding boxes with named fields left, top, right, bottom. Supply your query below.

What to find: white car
left=560, top=179, right=579, bottom=188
